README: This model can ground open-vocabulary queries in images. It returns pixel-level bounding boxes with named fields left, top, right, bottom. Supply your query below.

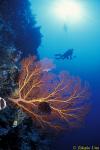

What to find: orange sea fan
left=9, top=56, right=90, bottom=129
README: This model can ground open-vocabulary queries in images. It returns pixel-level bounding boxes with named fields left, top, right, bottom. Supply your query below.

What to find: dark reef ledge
left=0, top=0, right=42, bottom=58
left=0, top=0, right=53, bottom=150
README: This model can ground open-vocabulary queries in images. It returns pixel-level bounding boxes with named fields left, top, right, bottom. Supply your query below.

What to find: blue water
left=30, top=0, right=100, bottom=149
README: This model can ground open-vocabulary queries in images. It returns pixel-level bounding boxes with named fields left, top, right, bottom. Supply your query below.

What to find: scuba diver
left=55, top=49, right=75, bottom=60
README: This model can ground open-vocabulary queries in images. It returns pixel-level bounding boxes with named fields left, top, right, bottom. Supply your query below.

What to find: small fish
left=12, top=120, right=18, bottom=128
left=0, top=97, right=7, bottom=110
left=43, top=68, right=51, bottom=72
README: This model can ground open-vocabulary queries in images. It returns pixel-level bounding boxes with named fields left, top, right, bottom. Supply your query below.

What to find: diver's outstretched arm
left=55, top=54, right=63, bottom=59
left=55, top=54, right=62, bottom=56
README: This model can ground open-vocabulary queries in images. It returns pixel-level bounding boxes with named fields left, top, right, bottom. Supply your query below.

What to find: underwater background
left=0, top=0, right=100, bottom=149
left=30, top=0, right=100, bottom=149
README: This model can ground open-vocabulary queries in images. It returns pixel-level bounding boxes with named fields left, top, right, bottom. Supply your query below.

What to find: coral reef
left=0, top=1, right=90, bottom=149
left=10, top=56, right=90, bottom=130
left=0, top=0, right=43, bottom=148
left=0, top=54, right=54, bottom=150
left=0, top=116, right=54, bottom=150
left=0, top=54, right=90, bottom=149
left=0, top=52, right=19, bottom=97
left=0, top=0, right=42, bottom=58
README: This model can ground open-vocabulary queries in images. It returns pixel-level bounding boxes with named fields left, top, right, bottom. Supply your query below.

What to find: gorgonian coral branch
left=9, top=56, right=90, bottom=130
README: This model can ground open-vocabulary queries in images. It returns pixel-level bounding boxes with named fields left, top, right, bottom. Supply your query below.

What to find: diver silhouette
left=55, top=49, right=75, bottom=60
